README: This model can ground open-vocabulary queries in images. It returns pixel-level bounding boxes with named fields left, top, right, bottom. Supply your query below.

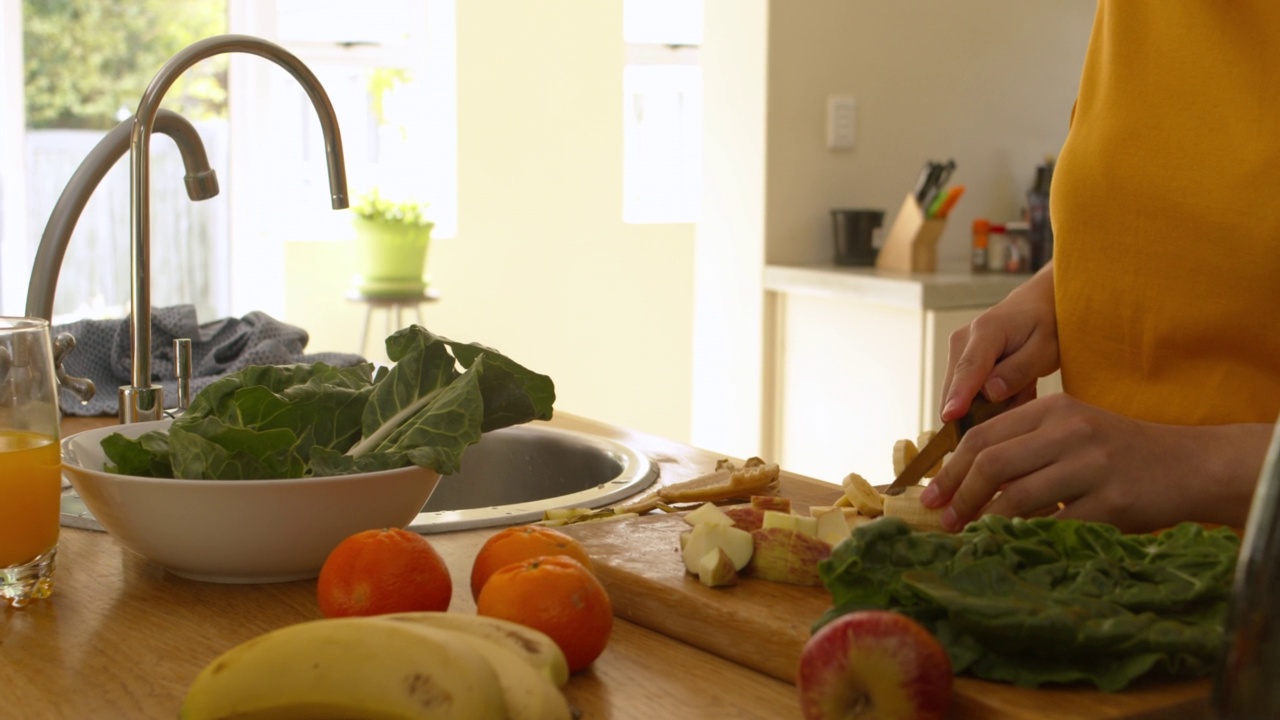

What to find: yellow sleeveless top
left=1052, top=1, right=1280, bottom=426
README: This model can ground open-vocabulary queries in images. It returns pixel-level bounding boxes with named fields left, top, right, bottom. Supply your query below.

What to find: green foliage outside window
left=23, top=0, right=228, bottom=130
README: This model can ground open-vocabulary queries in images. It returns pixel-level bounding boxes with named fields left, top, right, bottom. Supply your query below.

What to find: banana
left=379, top=612, right=571, bottom=688
left=841, top=471, right=883, bottom=516
left=892, top=438, right=919, bottom=477
left=373, top=620, right=571, bottom=720
left=881, top=485, right=946, bottom=532
left=916, top=430, right=944, bottom=478
left=180, top=617, right=507, bottom=720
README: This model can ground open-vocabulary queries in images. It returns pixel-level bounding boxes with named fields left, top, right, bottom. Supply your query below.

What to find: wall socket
left=826, top=95, right=856, bottom=151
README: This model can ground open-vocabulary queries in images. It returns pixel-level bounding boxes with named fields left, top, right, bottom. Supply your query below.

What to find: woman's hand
left=941, top=264, right=1059, bottom=422
left=919, top=393, right=1269, bottom=533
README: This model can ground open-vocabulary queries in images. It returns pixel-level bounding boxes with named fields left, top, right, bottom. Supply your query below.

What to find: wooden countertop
left=2, top=413, right=1214, bottom=719
left=3, top=413, right=826, bottom=720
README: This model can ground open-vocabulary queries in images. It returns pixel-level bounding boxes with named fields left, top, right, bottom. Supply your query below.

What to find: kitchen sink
left=409, top=424, right=658, bottom=533
left=60, top=423, right=658, bottom=535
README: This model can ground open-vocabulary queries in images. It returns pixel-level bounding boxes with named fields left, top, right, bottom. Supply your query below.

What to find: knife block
left=875, top=193, right=947, bottom=273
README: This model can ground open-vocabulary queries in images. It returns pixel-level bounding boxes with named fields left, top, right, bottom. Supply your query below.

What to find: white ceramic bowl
left=61, top=420, right=441, bottom=584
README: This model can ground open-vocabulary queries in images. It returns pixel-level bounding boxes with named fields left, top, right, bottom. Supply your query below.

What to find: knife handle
left=957, top=396, right=1012, bottom=436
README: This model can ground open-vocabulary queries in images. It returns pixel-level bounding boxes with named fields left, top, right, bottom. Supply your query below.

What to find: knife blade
left=883, top=395, right=1012, bottom=496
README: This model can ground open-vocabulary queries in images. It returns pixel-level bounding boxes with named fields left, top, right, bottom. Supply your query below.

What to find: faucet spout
left=122, top=34, right=349, bottom=423
left=25, top=108, right=218, bottom=323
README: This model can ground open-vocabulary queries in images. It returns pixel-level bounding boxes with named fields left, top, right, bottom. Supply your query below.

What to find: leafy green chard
left=101, top=326, right=555, bottom=480
left=815, top=515, right=1240, bottom=692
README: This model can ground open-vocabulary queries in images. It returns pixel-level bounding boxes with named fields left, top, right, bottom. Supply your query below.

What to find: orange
left=476, top=555, right=613, bottom=673
left=316, top=527, right=452, bottom=618
left=469, top=524, right=592, bottom=600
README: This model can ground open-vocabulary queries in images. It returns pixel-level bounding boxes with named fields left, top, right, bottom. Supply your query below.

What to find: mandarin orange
left=316, top=527, right=452, bottom=618
left=469, top=524, right=592, bottom=600
left=475, top=554, right=612, bottom=673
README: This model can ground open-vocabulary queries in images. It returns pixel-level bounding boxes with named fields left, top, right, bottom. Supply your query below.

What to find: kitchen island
left=3, top=413, right=1211, bottom=719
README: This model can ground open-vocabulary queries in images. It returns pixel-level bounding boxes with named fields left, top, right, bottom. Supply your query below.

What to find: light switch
left=827, top=95, right=856, bottom=150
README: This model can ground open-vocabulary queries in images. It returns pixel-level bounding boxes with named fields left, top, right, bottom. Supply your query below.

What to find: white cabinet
left=763, top=265, right=1060, bottom=486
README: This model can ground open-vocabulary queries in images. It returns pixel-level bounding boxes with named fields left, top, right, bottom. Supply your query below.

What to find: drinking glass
left=0, top=318, right=62, bottom=607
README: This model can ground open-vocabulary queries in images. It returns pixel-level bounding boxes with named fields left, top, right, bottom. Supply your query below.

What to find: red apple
left=796, top=610, right=952, bottom=720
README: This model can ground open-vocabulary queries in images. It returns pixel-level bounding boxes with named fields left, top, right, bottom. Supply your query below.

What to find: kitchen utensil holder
left=875, top=193, right=947, bottom=273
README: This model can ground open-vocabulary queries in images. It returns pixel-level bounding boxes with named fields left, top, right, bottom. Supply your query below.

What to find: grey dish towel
left=53, top=304, right=366, bottom=417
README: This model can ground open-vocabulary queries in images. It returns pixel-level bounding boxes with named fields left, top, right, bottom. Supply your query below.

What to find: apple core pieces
left=796, top=610, right=953, bottom=720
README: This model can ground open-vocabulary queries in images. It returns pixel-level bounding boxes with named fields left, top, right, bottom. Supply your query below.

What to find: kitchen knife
left=883, top=395, right=1011, bottom=496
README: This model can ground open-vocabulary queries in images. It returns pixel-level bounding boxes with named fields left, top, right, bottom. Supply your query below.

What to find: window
left=0, top=0, right=456, bottom=321
left=622, top=0, right=702, bottom=225
left=4, top=0, right=230, bottom=320
left=226, top=0, right=457, bottom=317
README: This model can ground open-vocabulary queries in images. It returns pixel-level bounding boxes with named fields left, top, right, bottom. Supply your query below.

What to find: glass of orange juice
left=0, top=318, right=61, bottom=607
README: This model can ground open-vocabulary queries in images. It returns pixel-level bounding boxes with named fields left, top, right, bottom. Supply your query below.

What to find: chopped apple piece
left=696, top=547, right=739, bottom=587
left=684, top=501, right=734, bottom=527
left=750, top=495, right=792, bottom=513
left=681, top=521, right=755, bottom=574
left=747, top=528, right=832, bottom=586
left=762, top=510, right=799, bottom=532
left=794, top=515, right=818, bottom=538
left=723, top=506, right=765, bottom=533
left=814, top=508, right=852, bottom=548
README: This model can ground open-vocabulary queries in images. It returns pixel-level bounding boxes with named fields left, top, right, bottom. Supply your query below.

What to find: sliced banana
left=841, top=472, right=883, bottom=517
left=881, top=485, right=946, bottom=532
left=892, top=438, right=919, bottom=477
left=916, top=430, right=944, bottom=478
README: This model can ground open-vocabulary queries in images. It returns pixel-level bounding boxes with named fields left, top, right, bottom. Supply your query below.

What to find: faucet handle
left=173, top=338, right=193, bottom=413
left=51, top=332, right=96, bottom=405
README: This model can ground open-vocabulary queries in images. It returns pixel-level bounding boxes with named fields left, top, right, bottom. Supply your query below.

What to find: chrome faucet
left=25, top=109, right=220, bottom=407
left=1214, top=418, right=1280, bottom=718
left=120, top=34, right=348, bottom=423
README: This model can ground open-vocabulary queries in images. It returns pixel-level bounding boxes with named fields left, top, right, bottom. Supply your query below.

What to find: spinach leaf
left=816, top=515, right=1239, bottom=691
left=100, top=326, right=555, bottom=481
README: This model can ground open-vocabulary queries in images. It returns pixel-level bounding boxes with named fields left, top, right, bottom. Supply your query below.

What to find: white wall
left=287, top=0, right=697, bottom=445
left=288, top=0, right=1095, bottom=459
left=764, top=1, right=1094, bottom=269
left=692, top=0, right=1094, bottom=458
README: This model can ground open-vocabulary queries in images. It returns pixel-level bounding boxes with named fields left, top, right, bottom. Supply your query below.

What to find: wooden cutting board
left=559, top=512, right=1212, bottom=720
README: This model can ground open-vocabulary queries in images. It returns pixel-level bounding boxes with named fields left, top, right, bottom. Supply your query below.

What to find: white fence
left=24, top=120, right=229, bottom=322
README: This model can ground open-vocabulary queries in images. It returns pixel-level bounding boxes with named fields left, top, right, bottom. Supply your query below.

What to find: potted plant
left=350, top=189, right=435, bottom=298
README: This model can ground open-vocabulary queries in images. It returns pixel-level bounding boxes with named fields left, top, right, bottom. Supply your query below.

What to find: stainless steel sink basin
left=409, top=425, right=658, bottom=533
left=60, top=424, right=658, bottom=534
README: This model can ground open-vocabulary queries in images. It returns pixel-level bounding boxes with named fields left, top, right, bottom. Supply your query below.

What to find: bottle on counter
left=1004, top=220, right=1031, bottom=274
left=971, top=219, right=990, bottom=274
left=1027, top=158, right=1055, bottom=271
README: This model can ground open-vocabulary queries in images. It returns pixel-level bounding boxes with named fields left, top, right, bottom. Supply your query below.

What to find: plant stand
left=345, top=287, right=441, bottom=357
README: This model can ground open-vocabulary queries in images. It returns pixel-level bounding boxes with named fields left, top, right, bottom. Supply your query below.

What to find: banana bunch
left=181, top=611, right=573, bottom=720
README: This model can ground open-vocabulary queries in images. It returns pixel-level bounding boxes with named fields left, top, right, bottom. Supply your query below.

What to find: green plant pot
left=353, top=217, right=432, bottom=298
